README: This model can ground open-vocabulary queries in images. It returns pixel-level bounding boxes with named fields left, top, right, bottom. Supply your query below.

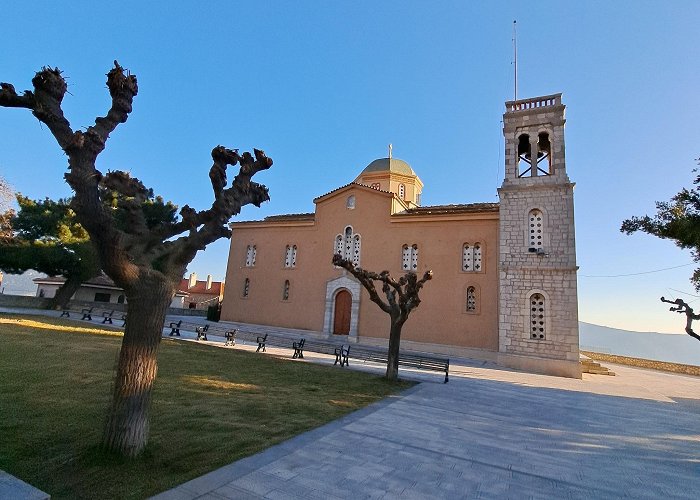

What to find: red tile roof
left=393, top=203, right=500, bottom=216
left=179, top=279, right=223, bottom=295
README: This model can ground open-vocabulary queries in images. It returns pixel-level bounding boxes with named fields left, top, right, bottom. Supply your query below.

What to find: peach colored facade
left=222, top=161, right=500, bottom=355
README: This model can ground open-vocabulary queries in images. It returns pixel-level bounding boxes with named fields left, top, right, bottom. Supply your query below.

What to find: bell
left=517, top=134, right=531, bottom=158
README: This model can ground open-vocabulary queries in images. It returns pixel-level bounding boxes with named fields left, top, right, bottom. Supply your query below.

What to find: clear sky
left=1, top=1, right=698, bottom=334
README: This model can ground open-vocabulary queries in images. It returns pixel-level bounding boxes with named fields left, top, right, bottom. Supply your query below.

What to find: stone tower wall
left=498, top=94, right=581, bottom=378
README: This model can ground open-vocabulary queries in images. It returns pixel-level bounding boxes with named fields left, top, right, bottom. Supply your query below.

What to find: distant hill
left=580, top=321, right=700, bottom=367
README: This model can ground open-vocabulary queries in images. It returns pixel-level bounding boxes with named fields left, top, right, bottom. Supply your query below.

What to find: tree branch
left=144, top=147, right=272, bottom=272
left=1, top=68, right=74, bottom=150
left=660, top=296, right=700, bottom=342
left=333, top=254, right=392, bottom=313
left=84, top=61, right=138, bottom=159
left=0, top=83, right=34, bottom=108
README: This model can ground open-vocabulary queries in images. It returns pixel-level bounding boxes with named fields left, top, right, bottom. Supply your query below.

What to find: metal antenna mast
left=513, top=20, right=518, bottom=102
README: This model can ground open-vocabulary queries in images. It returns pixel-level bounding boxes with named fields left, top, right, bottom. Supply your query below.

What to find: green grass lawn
left=0, top=314, right=412, bottom=499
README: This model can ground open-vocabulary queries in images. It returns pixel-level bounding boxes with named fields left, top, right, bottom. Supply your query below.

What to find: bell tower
left=497, top=94, right=581, bottom=378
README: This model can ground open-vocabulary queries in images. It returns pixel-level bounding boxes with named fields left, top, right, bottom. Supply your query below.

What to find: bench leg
left=60, top=311, right=69, bottom=317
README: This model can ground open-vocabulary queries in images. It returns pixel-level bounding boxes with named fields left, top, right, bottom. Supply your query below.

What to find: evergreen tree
left=621, top=162, right=700, bottom=290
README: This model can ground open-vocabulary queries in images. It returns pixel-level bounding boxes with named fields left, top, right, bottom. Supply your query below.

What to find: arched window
left=352, top=235, right=361, bottom=266
left=117, top=294, right=125, bottom=304
left=243, top=278, right=250, bottom=298
left=283, top=280, right=290, bottom=300
left=245, top=245, right=257, bottom=267
left=528, top=209, right=544, bottom=250
left=344, top=226, right=353, bottom=258
left=402, top=244, right=418, bottom=271
left=398, top=183, right=406, bottom=200
left=530, top=293, right=545, bottom=339
left=334, top=234, right=343, bottom=256
left=466, top=286, right=477, bottom=312
left=462, top=243, right=482, bottom=272
left=284, top=245, right=298, bottom=268
left=334, top=226, right=361, bottom=265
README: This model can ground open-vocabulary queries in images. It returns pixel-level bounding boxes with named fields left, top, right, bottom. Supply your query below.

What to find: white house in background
left=33, top=274, right=189, bottom=308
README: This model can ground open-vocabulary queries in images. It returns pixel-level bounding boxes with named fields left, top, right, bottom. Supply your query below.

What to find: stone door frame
left=323, top=274, right=361, bottom=342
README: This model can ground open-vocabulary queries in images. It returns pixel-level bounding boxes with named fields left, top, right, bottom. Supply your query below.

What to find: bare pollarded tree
left=332, top=254, right=432, bottom=381
left=0, top=63, right=272, bottom=457
left=660, top=296, right=700, bottom=342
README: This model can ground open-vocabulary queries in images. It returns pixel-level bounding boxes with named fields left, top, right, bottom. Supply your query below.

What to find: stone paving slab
left=153, top=362, right=700, bottom=499
left=0, top=470, right=50, bottom=499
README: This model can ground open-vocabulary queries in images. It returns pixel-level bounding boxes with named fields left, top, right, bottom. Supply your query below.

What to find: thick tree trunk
left=47, top=273, right=84, bottom=309
left=386, top=315, right=405, bottom=381
left=102, top=276, right=172, bottom=457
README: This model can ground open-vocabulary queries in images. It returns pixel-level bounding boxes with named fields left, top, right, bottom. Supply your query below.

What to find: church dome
left=361, top=158, right=415, bottom=176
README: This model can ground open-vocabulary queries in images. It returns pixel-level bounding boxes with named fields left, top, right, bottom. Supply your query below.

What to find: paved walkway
left=153, top=360, right=700, bottom=499
left=3, top=308, right=699, bottom=498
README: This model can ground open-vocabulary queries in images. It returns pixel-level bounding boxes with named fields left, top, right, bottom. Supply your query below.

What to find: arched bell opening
left=517, top=133, right=532, bottom=177
left=536, top=132, right=551, bottom=175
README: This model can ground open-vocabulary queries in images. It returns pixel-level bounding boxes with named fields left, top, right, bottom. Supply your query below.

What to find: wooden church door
left=333, top=290, right=351, bottom=335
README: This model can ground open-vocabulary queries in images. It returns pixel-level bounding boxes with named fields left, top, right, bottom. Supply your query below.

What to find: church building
left=221, top=94, right=580, bottom=378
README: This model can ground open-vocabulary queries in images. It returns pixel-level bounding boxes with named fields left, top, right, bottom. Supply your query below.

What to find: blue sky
left=1, top=1, right=698, bottom=334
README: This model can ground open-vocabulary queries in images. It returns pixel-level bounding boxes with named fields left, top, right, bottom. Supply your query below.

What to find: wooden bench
left=120, top=313, right=127, bottom=327
left=224, top=329, right=238, bottom=347
left=256, top=333, right=268, bottom=352
left=59, top=307, right=86, bottom=319
left=345, top=346, right=450, bottom=383
left=302, top=340, right=349, bottom=366
left=168, top=320, right=182, bottom=336
left=397, top=353, right=450, bottom=383
left=195, top=324, right=209, bottom=341
left=59, top=308, right=74, bottom=318
left=101, top=310, right=115, bottom=324
left=344, top=345, right=390, bottom=365
left=81, top=307, right=94, bottom=321
left=292, top=338, right=306, bottom=359
left=335, top=345, right=350, bottom=367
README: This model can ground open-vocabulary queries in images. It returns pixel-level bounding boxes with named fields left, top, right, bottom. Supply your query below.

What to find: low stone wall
left=581, top=351, right=700, bottom=377
left=168, top=308, right=206, bottom=317
left=0, top=294, right=51, bottom=309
